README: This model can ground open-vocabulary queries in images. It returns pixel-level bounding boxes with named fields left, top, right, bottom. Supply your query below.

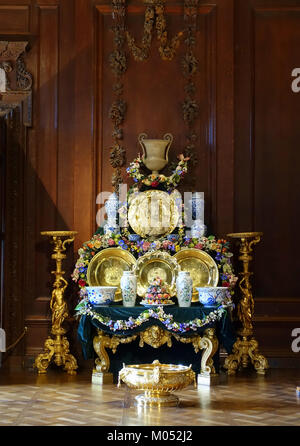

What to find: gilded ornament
left=87, top=247, right=137, bottom=302
left=118, top=360, right=196, bottom=406
left=92, top=326, right=218, bottom=387
left=34, top=231, right=78, bottom=375
left=223, top=232, right=269, bottom=375
left=173, top=248, right=219, bottom=302
left=128, top=190, right=179, bottom=238
left=134, top=250, right=180, bottom=297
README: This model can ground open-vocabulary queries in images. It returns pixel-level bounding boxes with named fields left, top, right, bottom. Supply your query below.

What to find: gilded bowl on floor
left=118, top=360, right=196, bottom=406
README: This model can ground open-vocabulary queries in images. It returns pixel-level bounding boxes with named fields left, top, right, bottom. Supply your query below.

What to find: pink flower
left=142, top=241, right=151, bottom=251
left=108, top=238, right=115, bottom=246
left=194, top=243, right=203, bottom=250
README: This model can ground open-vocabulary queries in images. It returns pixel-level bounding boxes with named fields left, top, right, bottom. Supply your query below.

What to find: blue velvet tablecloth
left=77, top=304, right=236, bottom=374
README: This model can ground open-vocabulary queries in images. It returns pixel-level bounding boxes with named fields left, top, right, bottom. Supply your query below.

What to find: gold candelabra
left=224, top=232, right=268, bottom=375
left=34, top=231, right=78, bottom=375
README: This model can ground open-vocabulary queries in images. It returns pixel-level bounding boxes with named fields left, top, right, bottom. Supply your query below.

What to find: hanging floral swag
left=72, top=231, right=238, bottom=302
left=126, top=153, right=189, bottom=193
left=75, top=301, right=228, bottom=334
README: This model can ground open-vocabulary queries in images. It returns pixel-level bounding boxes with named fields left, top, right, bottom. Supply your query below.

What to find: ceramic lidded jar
left=120, top=270, right=137, bottom=307
left=176, top=271, right=193, bottom=307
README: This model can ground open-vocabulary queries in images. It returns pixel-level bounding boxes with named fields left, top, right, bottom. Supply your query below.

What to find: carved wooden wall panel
left=234, top=0, right=300, bottom=364
left=0, top=5, right=30, bottom=33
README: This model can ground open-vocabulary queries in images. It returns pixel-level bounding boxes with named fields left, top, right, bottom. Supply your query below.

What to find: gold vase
left=138, top=133, right=173, bottom=174
left=224, top=232, right=268, bottom=375
left=34, top=231, right=78, bottom=375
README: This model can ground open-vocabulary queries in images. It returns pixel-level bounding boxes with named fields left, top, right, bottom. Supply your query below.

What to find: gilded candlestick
left=224, top=232, right=268, bottom=375
left=34, top=231, right=78, bottom=375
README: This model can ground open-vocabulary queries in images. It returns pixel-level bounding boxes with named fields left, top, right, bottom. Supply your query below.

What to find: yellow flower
left=175, top=245, right=181, bottom=252
left=94, top=240, right=101, bottom=249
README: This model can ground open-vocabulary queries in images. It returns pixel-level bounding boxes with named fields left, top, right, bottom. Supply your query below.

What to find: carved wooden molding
left=0, top=40, right=32, bottom=125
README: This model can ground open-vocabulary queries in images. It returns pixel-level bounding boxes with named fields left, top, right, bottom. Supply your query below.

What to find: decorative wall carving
left=109, top=0, right=128, bottom=192
left=126, top=0, right=183, bottom=62
left=181, top=0, right=199, bottom=166
left=0, top=41, right=32, bottom=124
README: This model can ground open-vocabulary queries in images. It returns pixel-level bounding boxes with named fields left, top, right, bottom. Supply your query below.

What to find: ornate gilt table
left=77, top=305, right=236, bottom=385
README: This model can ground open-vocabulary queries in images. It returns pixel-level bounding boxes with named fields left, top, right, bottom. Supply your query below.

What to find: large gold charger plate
left=134, top=251, right=180, bottom=297
left=128, top=190, right=179, bottom=238
left=87, top=247, right=137, bottom=302
left=173, top=248, right=219, bottom=302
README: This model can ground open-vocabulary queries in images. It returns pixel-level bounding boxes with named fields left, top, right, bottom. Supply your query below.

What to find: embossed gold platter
left=87, top=248, right=137, bottom=302
left=134, top=251, right=180, bottom=297
left=118, top=359, right=196, bottom=406
left=128, top=190, right=179, bottom=238
left=173, top=248, right=219, bottom=302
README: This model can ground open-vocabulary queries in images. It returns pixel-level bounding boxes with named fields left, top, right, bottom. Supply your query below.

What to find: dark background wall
left=1, top=0, right=300, bottom=367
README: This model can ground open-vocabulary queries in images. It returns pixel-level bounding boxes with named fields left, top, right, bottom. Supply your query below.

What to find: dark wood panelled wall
left=1, top=0, right=300, bottom=367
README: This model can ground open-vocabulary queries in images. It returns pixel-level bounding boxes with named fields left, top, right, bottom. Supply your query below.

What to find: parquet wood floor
left=0, top=367, right=300, bottom=426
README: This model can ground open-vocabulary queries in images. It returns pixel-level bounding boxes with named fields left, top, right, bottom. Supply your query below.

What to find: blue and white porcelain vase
left=104, top=192, right=119, bottom=234
left=176, top=271, right=193, bottom=307
left=190, top=192, right=204, bottom=220
left=120, top=271, right=137, bottom=307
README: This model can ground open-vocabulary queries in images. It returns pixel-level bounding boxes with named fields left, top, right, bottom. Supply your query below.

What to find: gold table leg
left=34, top=231, right=78, bottom=375
left=224, top=232, right=268, bottom=375
left=175, top=327, right=219, bottom=385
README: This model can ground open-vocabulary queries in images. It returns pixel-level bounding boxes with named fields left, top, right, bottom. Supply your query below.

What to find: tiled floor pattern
left=0, top=368, right=300, bottom=426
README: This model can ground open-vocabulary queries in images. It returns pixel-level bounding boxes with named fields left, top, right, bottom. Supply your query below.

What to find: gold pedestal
left=34, top=231, right=78, bottom=375
left=224, top=232, right=268, bottom=375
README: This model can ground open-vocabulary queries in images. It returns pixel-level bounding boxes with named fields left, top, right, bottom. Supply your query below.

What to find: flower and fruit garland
left=126, top=153, right=189, bottom=191
left=75, top=301, right=228, bottom=334
left=72, top=231, right=237, bottom=300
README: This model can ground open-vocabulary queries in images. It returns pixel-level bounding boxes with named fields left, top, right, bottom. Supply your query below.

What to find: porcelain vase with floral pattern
left=121, top=271, right=137, bottom=307
left=176, top=271, right=193, bottom=307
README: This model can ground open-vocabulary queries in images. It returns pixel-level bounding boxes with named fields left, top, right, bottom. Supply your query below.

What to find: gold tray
left=87, top=248, right=137, bottom=302
left=134, top=251, right=180, bottom=297
left=128, top=190, right=179, bottom=238
left=173, top=248, right=219, bottom=302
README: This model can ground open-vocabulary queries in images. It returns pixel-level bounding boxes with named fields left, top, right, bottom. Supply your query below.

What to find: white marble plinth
left=92, top=370, right=114, bottom=385
left=197, top=373, right=220, bottom=387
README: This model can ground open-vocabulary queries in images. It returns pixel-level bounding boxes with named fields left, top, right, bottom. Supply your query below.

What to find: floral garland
left=75, top=301, right=228, bottom=334
left=126, top=153, right=189, bottom=192
left=72, top=232, right=238, bottom=300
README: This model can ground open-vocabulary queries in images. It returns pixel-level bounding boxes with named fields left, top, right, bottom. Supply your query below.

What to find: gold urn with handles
left=138, top=133, right=173, bottom=174
left=118, top=359, right=196, bottom=406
